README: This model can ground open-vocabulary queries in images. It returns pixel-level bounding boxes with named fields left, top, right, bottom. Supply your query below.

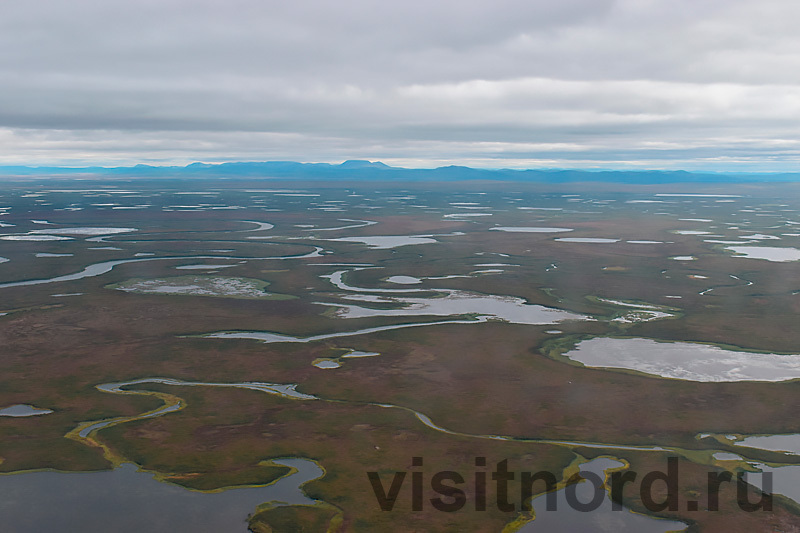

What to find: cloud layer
left=2, top=0, right=800, bottom=169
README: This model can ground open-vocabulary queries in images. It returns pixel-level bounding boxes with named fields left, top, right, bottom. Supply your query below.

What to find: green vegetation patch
left=248, top=504, right=342, bottom=533
left=163, top=463, right=291, bottom=492
left=107, top=276, right=295, bottom=300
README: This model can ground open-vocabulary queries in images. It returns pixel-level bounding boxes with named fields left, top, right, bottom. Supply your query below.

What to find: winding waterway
left=61, top=375, right=697, bottom=531
left=0, top=247, right=325, bottom=290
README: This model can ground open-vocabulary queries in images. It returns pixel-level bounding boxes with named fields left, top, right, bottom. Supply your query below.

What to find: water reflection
left=564, top=337, right=800, bottom=382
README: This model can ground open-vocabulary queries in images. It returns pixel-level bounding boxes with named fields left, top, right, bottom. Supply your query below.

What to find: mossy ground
left=1, top=180, right=798, bottom=531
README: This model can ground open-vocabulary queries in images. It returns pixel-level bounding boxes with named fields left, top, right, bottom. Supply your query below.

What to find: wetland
left=1, top=178, right=799, bottom=531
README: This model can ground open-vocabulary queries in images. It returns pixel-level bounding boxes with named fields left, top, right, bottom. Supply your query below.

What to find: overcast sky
left=2, top=0, right=800, bottom=170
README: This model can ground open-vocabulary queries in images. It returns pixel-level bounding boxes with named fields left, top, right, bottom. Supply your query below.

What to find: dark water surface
left=0, top=458, right=321, bottom=533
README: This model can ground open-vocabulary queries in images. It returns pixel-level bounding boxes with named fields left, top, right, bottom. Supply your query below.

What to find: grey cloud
left=1, top=0, right=800, bottom=169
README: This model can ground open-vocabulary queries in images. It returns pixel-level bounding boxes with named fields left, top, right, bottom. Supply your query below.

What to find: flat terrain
left=1, top=178, right=799, bottom=532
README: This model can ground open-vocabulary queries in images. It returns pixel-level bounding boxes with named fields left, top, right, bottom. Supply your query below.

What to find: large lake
left=0, top=458, right=321, bottom=532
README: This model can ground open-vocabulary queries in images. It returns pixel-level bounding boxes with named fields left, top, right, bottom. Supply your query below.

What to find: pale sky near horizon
left=2, top=0, right=800, bottom=171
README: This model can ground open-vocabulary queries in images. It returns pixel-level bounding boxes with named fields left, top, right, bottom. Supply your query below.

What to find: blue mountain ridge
left=0, top=160, right=798, bottom=183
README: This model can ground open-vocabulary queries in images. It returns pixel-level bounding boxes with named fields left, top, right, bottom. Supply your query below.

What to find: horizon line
left=1, top=160, right=799, bottom=176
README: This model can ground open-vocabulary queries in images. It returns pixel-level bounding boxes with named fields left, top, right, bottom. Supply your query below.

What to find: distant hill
left=0, top=160, right=799, bottom=183
left=337, top=160, right=393, bottom=169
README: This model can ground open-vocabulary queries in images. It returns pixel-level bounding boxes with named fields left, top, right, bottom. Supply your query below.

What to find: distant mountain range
left=1, top=159, right=799, bottom=183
